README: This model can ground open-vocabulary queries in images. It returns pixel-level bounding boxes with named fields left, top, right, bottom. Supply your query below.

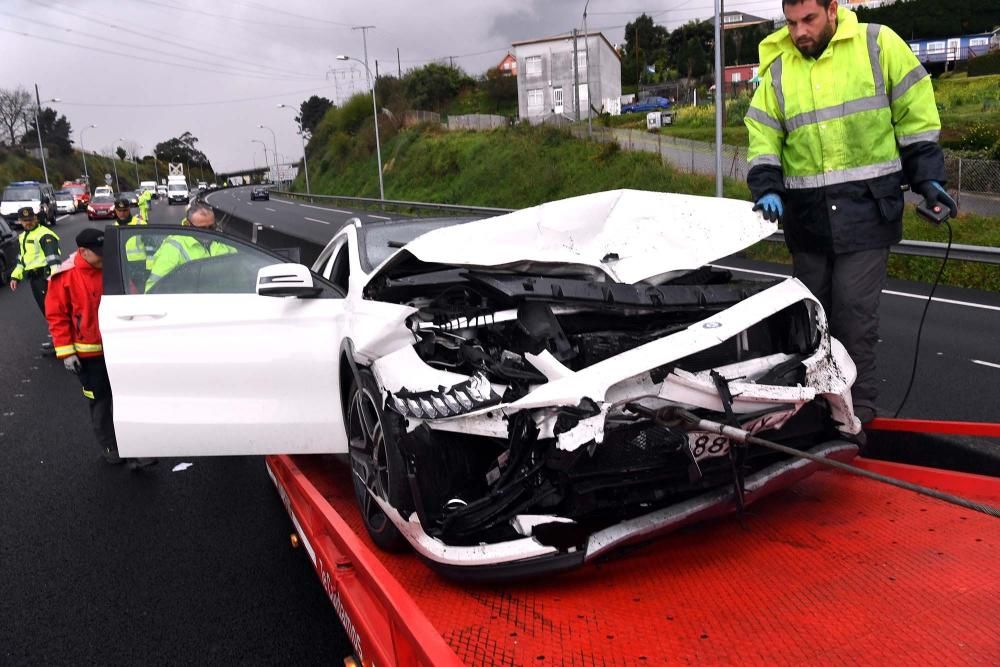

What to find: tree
left=21, top=106, right=74, bottom=156
left=622, top=14, right=670, bottom=86
left=402, top=63, right=473, bottom=111
left=0, top=85, right=32, bottom=145
left=296, top=95, right=333, bottom=135
left=666, top=21, right=713, bottom=79
left=483, top=67, right=517, bottom=111
left=154, top=132, right=212, bottom=171
left=116, top=146, right=127, bottom=160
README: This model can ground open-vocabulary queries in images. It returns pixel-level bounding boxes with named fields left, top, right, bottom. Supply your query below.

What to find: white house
left=512, top=32, right=622, bottom=123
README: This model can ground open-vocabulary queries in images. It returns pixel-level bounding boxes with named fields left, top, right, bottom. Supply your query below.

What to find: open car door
left=99, top=224, right=347, bottom=458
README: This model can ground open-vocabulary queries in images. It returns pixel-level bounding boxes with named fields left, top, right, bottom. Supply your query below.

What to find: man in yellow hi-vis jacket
left=744, top=0, right=955, bottom=424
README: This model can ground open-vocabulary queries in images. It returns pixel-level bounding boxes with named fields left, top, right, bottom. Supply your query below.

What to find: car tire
left=347, top=368, right=411, bottom=552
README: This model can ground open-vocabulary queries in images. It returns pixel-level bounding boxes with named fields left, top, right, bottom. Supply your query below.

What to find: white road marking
left=368, top=214, right=391, bottom=220
left=712, top=263, right=1000, bottom=313
left=56, top=214, right=70, bottom=221
left=272, top=198, right=295, bottom=205
left=971, top=359, right=1000, bottom=370
left=265, top=207, right=276, bottom=212
left=300, top=203, right=350, bottom=213
left=304, top=217, right=331, bottom=225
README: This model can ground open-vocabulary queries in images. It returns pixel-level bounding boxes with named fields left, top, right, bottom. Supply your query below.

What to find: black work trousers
left=28, top=275, right=48, bottom=315
left=792, top=248, right=890, bottom=412
left=77, top=356, right=119, bottom=458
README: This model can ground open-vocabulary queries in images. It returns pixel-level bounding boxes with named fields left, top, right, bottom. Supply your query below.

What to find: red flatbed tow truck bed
left=265, top=431, right=999, bottom=666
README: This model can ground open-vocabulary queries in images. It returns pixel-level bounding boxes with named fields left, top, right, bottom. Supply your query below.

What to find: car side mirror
left=256, top=263, right=322, bottom=298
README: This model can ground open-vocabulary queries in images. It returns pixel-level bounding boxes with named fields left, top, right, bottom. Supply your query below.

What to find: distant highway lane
left=205, top=187, right=396, bottom=247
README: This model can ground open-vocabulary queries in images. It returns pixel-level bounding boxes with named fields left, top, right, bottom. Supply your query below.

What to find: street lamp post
left=337, top=53, right=384, bottom=200
left=33, top=86, right=59, bottom=184
left=277, top=104, right=311, bottom=194
left=257, top=124, right=279, bottom=187
left=80, top=124, right=97, bottom=184
left=251, top=139, right=270, bottom=183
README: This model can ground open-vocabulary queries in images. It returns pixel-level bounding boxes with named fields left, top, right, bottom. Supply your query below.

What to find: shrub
left=957, top=123, right=999, bottom=152
left=673, top=104, right=715, bottom=128
left=968, top=52, right=1000, bottom=77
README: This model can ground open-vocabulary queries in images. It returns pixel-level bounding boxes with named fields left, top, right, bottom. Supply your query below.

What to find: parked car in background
left=156, top=184, right=168, bottom=199
left=250, top=186, right=269, bottom=201
left=1, top=181, right=58, bottom=228
left=61, top=181, right=90, bottom=210
left=87, top=195, right=116, bottom=220
left=94, top=185, right=114, bottom=198
left=622, top=96, right=672, bottom=114
left=197, top=181, right=208, bottom=191
left=120, top=190, right=140, bottom=206
left=140, top=180, right=158, bottom=199
left=0, top=216, right=18, bottom=282
left=54, top=190, right=77, bottom=215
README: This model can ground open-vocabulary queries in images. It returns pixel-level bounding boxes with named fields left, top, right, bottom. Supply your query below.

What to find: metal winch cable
left=627, top=404, right=1000, bottom=519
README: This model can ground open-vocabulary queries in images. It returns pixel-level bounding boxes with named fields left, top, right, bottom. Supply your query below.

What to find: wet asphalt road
left=0, top=199, right=350, bottom=665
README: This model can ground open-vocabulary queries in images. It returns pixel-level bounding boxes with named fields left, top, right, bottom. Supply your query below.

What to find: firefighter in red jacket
left=45, top=228, right=156, bottom=469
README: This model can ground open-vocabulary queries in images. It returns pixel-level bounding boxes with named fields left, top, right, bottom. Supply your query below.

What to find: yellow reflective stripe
left=55, top=345, right=76, bottom=356
left=784, top=158, right=902, bottom=189
left=785, top=95, right=889, bottom=132
left=749, top=154, right=781, bottom=168
left=74, top=342, right=103, bottom=353
left=82, top=389, right=95, bottom=399
left=867, top=24, right=886, bottom=96
left=746, top=107, right=783, bottom=132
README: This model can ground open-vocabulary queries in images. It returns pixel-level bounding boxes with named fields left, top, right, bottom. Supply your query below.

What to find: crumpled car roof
left=384, top=189, right=776, bottom=284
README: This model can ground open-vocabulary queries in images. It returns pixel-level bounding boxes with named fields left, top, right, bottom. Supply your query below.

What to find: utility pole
left=350, top=25, right=385, bottom=200
left=713, top=0, right=725, bottom=197
left=33, top=84, right=50, bottom=184
left=111, top=154, right=120, bottom=192
left=572, top=29, right=581, bottom=121
left=375, top=60, right=380, bottom=79
left=397, top=48, right=401, bottom=77
left=635, top=25, right=641, bottom=92
left=583, top=0, right=592, bottom=138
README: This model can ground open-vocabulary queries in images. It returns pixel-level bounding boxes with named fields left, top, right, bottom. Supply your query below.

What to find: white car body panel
left=101, top=293, right=347, bottom=457
left=386, top=190, right=777, bottom=284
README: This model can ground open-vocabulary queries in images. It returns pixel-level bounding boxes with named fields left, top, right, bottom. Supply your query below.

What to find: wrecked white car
left=101, top=190, right=860, bottom=580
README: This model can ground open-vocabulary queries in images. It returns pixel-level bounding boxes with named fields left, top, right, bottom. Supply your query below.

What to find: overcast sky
left=1, top=0, right=783, bottom=173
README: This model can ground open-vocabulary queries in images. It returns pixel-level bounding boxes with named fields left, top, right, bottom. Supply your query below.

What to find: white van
left=139, top=180, right=158, bottom=198
left=167, top=181, right=189, bottom=205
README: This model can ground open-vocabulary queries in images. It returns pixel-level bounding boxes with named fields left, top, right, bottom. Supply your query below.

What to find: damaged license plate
left=686, top=432, right=731, bottom=461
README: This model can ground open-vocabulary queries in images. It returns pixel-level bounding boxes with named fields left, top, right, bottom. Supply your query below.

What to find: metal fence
left=446, top=114, right=508, bottom=131
left=574, top=126, right=1000, bottom=217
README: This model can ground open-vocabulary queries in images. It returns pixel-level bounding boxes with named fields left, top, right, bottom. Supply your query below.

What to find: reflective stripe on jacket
left=45, top=252, right=104, bottom=359
left=122, top=215, right=155, bottom=269
left=12, top=225, right=61, bottom=281
left=145, top=234, right=236, bottom=292
left=745, top=8, right=945, bottom=254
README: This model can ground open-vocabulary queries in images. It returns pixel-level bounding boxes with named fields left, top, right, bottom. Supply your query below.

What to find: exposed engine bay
left=361, top=262, right=858, bottom=563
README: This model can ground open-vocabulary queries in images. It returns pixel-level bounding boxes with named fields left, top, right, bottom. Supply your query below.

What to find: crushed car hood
left=374, top=190, right=776, bottom=284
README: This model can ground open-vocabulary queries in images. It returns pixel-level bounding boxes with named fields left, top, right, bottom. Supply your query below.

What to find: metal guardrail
left=273, top=190, right=513, bottom=217
left=273, top=189, right=1000, bottom=266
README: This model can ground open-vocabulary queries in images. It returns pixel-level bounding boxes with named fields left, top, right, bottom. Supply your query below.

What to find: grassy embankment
left=0, top=146, right=169, bottom=193
left=299, top=121, right=999, bottom=291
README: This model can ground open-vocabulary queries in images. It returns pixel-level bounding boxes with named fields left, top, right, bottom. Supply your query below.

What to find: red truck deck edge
left=266, top=445, right=999, bottom=666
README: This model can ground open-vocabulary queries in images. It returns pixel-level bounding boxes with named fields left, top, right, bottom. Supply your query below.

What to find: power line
left=129, top=0, right=348, bottom=33
left=36, top=0, right=318, bottom=81
left=235, top=0, right=356, bottom=27
left=0, top=26, right=323, bottom=82
left=51, top=85, right=340, bottom=109
left=2, top=10, right=320, bottom=82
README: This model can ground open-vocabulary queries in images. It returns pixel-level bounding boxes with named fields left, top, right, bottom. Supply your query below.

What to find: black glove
left=918, top=181, right=958, bottom=219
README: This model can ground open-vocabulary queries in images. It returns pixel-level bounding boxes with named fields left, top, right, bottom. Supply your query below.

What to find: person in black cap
left=9, top=206, right=62, bottom=354
left=114, top=196, right=155, bottom=289
left=45, top=228, right=156, bottom=469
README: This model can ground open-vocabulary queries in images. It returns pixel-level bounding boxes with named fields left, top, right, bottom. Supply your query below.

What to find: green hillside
left=296, top=121, right=998, bottom=291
